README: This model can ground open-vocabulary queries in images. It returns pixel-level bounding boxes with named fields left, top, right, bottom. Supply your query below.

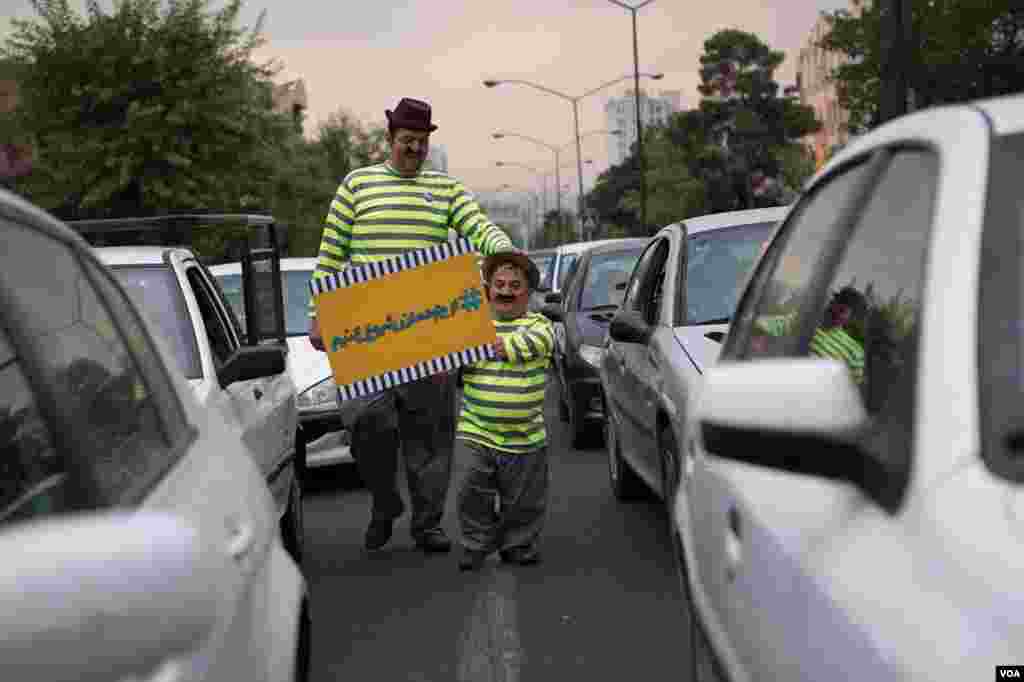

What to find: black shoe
left=500, top=549, right=541, bottom=566
left=459, top=550, right=488, bottom=572
left=364, top=520, right=394, bottom=551
left=415, top=532, right=453, bottom=554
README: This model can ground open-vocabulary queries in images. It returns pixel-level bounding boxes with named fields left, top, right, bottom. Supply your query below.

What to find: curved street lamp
left=605, top=0, right=657, bottom=232
left=484, top=74, right=661, bottom=239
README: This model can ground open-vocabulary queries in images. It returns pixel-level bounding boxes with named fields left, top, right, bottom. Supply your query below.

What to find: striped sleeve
left=308, top=177, right=356, bottom=316
left=501, top=316, right=554, bottom=364
left=448, top=179, right=513, bottom=255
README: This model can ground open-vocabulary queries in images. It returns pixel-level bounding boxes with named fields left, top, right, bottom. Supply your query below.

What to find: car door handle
left=253, top=387, right=263, bottom=400
left=226, top=518, right=255, bottom=561
left=725, top=506, right=742, bottom=581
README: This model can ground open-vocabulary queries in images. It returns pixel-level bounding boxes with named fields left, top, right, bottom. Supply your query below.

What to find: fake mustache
left=495, top=295, right=516, bottom=303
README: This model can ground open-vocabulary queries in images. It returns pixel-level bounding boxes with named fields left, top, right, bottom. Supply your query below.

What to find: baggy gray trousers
left=456, top=439, right=549, bottom=556
left=348, top=375, right=457, bottom=540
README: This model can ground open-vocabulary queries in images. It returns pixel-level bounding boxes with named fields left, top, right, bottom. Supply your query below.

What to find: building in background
left=0, top=60, right=33, bottom=185
left=604, top=88, right=683, bottom=166
left=477, top=193, right=536, bottom=249
left=795, top=0, right=866, bottom=167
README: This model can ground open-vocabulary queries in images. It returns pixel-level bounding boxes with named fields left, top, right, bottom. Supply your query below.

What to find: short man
left=308, top=97, right=515, bottom=553
left=753, top=286, right=867, bottom=383
left=455, top=252, right=554, bottom=571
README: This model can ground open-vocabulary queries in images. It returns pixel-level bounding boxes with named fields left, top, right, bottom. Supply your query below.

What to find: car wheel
left=606, top=414, right=645, bottom=500
left=293, top=598, right=312, bottom=682
left=281, top=473, right=305, bottom=566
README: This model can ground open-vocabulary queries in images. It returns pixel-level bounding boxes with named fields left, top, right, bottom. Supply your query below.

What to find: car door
left=0, top=216, right=275, bottom=680
left=610, top=238, right=669, bottom=476
left=688, top=141, right=948, bottom=680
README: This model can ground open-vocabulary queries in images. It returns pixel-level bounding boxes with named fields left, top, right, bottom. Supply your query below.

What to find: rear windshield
left=216, top=270, right=313, bottom=337
left=531, top=253, right=557, bottom=291
left=111, top=266, right=202, bottom=379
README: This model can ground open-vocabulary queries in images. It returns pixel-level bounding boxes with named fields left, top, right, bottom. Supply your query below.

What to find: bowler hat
left=385, top=97, right=438, bottom=132
left=482, top=250, right=540, bottom=290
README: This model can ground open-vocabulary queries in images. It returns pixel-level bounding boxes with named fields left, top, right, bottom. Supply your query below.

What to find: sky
left=1, top=0, right=849, bottom=200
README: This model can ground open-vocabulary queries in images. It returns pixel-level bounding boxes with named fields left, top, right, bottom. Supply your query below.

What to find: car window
left=186, top=267, right=238, bottom=368
left=0, top=325, right=66, bottom=526
left=684, top=222, right=776, bottom=325
left=741, top=148, right=937, bottom=434
left=558, top=253, right=579, bottom=291
left=216, top=273, right=247, bottom=333
left=531, top=254, right=556, bottom=291
left=580, top=249, right=645, bottom=311
left=283, top=270, right=314, bottom=336
left=2, top=221, right=174, bottom=508
left=112, top=265, right=202, bottom=379
left=623, top=239, right=664, bottom=312
left=635, top=240, right=670, bottom=326
left=729, top=159, right=876, bottom=359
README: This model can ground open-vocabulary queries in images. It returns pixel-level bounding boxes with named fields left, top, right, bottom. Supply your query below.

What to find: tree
left=315, top=107, right=389, bottom=185
left=821, top=1, right=1024, bottom=133
left=694, top=29, right=819, bottom=211
left=2, top=0, right=296, bottom=218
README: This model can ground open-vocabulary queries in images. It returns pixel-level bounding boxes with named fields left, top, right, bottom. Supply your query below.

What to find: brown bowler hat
left=385, top=97, right=438, bottom=132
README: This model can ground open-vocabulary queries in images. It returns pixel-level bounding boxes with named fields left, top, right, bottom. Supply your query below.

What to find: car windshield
left=216, top=269, right=312, bottom=337
left=683, top=221, right=776, bottom=325
left=558, top=253, right=580, bottom=291
left=110, top=265, right=202, bottom=379
left=531, top=253, right=556, bottom=290
left=580, top=248, right=644, bottom=311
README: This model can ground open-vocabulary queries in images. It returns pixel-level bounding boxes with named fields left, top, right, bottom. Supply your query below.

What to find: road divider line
left=456, top=566, right=523, bottom=682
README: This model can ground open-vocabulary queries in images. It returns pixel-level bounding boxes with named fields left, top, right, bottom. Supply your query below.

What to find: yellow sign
left=310, top=240, right=498, bottom=400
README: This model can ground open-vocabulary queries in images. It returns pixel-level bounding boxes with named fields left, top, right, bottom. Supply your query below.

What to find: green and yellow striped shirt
left=457, top=313, right=554, bottom=453
left=309, top=162, right=513, bottom=315
left=756, top=313, right=865, bottom=383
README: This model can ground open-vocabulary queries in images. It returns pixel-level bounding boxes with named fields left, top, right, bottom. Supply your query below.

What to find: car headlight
left=297, top=377, right=339, bottom=411
left=579, top=344, right=605, bottom=369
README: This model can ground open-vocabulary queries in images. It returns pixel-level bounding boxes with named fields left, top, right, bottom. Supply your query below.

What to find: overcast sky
left=2, top=0, right=849, bottom=196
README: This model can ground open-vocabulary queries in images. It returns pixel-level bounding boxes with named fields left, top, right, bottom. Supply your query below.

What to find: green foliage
left=820, top=1, right=1024, bottom=133
left=3, top=0, right=296, bottom=220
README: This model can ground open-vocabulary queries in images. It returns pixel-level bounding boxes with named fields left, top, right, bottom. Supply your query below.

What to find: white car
left=0, top=190, right=308, bottom=681
left=212, top=258, right=376, bottom=472
left=678, top=93, right=1024, bottom=681
left=91, top=242, right=305, bottom=565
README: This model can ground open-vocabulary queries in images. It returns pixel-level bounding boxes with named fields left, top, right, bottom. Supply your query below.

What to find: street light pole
left=607, top=0, right=656, bottom=233
left=484, top=73, right=660, bottom=240
left=572, top=101, right=585, bottom=240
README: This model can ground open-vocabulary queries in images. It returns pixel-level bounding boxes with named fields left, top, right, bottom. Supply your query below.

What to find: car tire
left=281, top=473, right=305, bottom=567
left=293, top=598, right=312, bottom=682
left=606, top=413, right=646, bottom=501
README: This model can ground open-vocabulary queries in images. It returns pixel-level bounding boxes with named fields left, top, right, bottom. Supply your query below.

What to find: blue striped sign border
left=309, top=238, right=477, bottom=297
left=337, top=341, right=497, bottom=401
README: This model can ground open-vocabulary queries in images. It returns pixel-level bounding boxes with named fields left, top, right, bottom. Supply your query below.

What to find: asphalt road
left=303, top=384, right=694, bottom=681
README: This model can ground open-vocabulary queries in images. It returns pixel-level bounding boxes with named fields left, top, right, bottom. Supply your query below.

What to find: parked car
left=81, top=219, right=304, bottom=567
left=0, top=190, right=309, bottom=681
left=212, top=258, right=377, bottom=478
left=530, top=239, right=624, bottom=313
left=542, top=238, right=649, bottom=447
left=527, top=247, right=556, bottom=313
left=601, top=207, right=786, bottom=501
left=679, top=94, right=1024, bottom=681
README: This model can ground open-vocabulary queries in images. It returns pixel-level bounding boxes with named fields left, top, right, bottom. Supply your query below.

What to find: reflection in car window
left=0, top=325, right=65, bottom=526
left=531, top=255, right=556, bottom=291
left=580, top=249, right=644, bottom=311
left=112, top=266, right=202, bottom=379
left=558, top=254, right=579, bottom=291
left=218, top=270, right=312, bottom=337
left=3, top=222, right=172, bottom=507
left=684, top=222, right=775, bottom=325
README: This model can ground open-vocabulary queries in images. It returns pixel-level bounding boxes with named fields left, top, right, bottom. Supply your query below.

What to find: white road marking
left=456, top=566, right=524, bottom=682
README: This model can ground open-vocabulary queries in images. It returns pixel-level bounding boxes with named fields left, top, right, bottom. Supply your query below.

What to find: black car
left=541, top=238, right=648, bottom=448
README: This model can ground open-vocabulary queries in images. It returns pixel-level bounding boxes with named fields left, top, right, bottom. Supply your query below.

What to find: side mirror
left=0, top=511, right=225, bottom=681
left=540, top=304, right=565, bottom=322
left=696, top=358, right=902, bottom=512
left=609, top=310, right=652, bottom=344
left=544, top=292, right=563, bottom=305
left=218, top=345, right=286, bottom=388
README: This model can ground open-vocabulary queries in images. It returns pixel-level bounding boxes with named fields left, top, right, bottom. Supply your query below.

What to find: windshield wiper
left=693, top=317, right=730, bottom=325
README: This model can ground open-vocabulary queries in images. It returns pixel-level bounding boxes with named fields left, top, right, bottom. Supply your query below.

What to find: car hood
left=672, top=323, right=730, bottom=373
left=287, top=336, right=333, bottom=393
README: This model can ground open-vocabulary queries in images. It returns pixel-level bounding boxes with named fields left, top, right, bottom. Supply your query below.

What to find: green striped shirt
left=457, top=313, right=554, bottom=453
left=309, top=162, right=513, bottom=315
left=756, top=314, right=865, bottom=383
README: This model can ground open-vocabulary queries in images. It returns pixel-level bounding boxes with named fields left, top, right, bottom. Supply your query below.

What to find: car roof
left=575, top=237, right=650, bottom=257
left=555, top=238, right=631, bottom=256
left=678, top=206, right=791, bottom=235
left=529, top=248, right=556, bottom=257
left=209, top=257, right=317, bottom=276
